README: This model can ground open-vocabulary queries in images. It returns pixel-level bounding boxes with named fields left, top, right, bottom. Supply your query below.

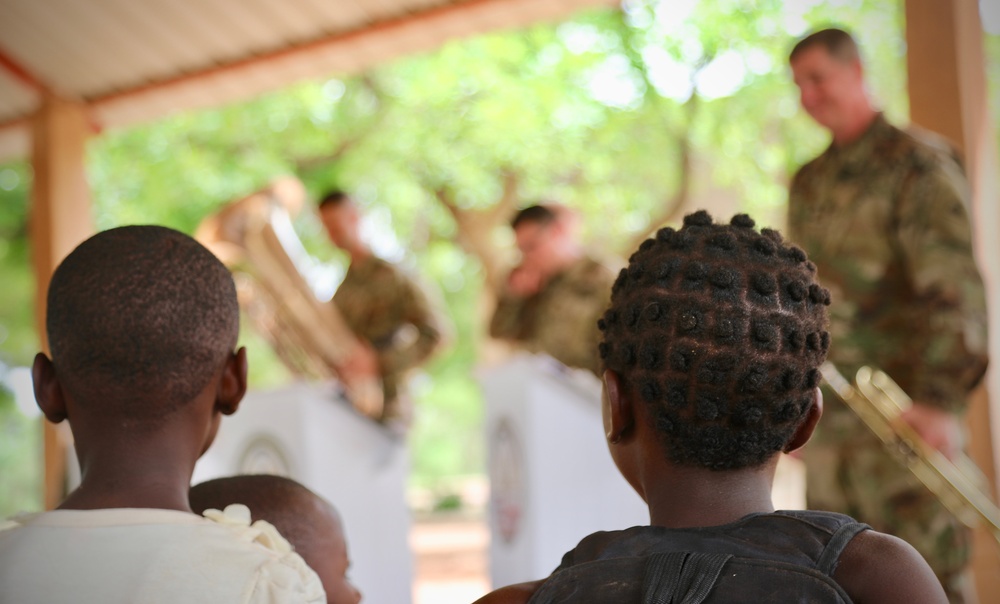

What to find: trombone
left=820, top=363, right=1000, bottom=546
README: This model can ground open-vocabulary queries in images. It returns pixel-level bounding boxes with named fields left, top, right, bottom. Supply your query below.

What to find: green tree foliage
left=0, top=161, right=41, bottom=516
left=2, top=0, right=997, bottom=512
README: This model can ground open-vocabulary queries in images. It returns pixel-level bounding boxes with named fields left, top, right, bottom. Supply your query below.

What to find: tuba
left=196, top=178, right=384, bottom=419
left=820, top=363, right=1000, bottom=546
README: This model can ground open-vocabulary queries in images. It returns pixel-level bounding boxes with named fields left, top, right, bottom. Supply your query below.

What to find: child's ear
left=603, top=369, right=635, bottom=445
left=32, top=352, right=68, bottom=424
left=216, top=347, right=248, bottom=416
left=784, top=387, right=823, bottom=453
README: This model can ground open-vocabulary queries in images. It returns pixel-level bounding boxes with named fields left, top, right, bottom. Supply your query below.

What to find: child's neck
left=645, top=463, right=777, bottom=529
left=60, top=432, right=200, bottom=513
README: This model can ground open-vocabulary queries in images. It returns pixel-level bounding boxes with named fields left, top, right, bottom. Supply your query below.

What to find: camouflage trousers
left=378, top=377, right=413, bottom=437
left=803, top=401, right=973, bottom=604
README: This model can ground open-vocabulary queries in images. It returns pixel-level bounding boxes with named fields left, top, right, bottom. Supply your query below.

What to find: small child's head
left=190, top=475, right=361, bottom=604
left=33, top=225, right=245, bottom=450
left=598, top=211, right=830, bottom=471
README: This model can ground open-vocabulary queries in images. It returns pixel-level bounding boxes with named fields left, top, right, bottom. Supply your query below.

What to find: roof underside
left=0, top=0, right=616, bottom=160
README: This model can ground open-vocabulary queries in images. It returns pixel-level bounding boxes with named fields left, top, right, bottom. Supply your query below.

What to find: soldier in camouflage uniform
left=319, top=191, right=451, bottom=428
left=490, top=204, right=616, bottom=376
left=787, top=29, right=989, bottom=603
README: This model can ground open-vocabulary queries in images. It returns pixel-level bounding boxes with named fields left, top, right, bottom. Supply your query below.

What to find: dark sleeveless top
left=527, top=510, right=869, bottom=604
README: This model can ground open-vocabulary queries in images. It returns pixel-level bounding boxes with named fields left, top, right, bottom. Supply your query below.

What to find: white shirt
left=0, top=505, right=325, bottom=604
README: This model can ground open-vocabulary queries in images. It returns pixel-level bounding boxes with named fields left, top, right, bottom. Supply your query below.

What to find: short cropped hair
left=190, top=474, right=335, bottom=550
left=510, top=204, right=558, bottom=230
left=598, top=211, right=831, bottom=470
left=789, top=28, right=860, bottom=64
left=318, top=190, right=350, bottom=210
left=46, top=225, right=239, bottom=421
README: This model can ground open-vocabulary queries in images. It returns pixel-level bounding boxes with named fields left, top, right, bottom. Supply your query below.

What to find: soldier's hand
left=901, top=403, right=963, bottom=460
left=341, top=342, right=380, bottom=380
left=507, top=265, right=543, bottom=296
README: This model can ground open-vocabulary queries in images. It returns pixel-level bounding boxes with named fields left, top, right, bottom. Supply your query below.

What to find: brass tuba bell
left=196, top=177, right=384, bottom=419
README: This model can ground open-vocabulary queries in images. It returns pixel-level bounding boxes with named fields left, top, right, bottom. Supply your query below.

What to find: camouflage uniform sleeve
left=893, top=160, right=989, bottom=411
left=786, top=169, right=809, bottom=243
left=548, top=259, right=616, bottom=376
left=581, top=264, right=617, bottom=375
left=377, top=268, right=452, bottom=377
left=489, top=291, right=530, bottom=342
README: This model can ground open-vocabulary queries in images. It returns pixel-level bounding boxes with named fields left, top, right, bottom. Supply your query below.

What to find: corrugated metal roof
left=0, top=0, right=616, bottom=159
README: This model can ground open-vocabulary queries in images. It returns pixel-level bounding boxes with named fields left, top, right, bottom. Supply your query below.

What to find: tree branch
left=292, top=75, right=391, bottom=172
left=486, top=168, right=520, bottom=224
left=429, top=170, right=522, bottom=290
left=621, top=93, right=700, bottom=255
left=293, top=136, right=365, bottom=172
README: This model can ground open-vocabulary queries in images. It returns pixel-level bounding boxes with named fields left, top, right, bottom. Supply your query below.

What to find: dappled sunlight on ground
left=412, top=513, right=490, bottom=604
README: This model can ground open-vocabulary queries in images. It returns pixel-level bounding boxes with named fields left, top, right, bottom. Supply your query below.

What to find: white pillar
left=30, top=95, right=94, bottom=510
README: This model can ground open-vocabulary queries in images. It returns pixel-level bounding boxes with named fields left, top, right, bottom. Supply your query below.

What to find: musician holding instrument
left=787, top=29, right=989, bottom=603
left=319, top=190, right=451, bottom=432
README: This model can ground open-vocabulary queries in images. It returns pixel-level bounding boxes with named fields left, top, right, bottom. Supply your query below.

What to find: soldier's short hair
left=598, top=211, right=831, bottom=470
left=789, top=28, right=861, bottom=65
left=318, top=190, right=350, bottom=209
left=46, top=225, right=239, bottom=424
left=510, top=204, right=559, bottom=230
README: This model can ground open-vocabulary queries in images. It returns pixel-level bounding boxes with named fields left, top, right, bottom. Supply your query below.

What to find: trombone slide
left=820, top=363, right=1000, bottom=546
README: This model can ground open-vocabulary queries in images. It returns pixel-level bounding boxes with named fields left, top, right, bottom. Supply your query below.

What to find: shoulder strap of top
left=642, top=551, right=733, bottom=604
left=816, top=521, right=871, bottom=576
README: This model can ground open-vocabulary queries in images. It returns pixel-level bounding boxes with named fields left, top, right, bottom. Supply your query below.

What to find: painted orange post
left=905, top=0, right=1000, bottom=599
left=29, top=95, right=94, bottom=510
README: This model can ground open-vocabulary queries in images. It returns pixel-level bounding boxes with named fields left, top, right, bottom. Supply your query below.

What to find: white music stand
left=480, top=354, right=648, bottom=588
left=192, top=381, right=412, bottom=604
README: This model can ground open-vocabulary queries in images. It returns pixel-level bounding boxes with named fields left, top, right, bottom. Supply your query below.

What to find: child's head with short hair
left=598, top=210, right=831, bottom=470
left=33, top=225, right=247, bottom=510
left=43, top=224, right=240, bottom=425
left=474, top=212, right=949, bottom=604
left=190, top=475, right=361, bottom=604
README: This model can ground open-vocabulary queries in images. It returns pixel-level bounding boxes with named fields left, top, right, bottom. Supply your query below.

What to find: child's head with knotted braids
left=598, top=210, right=831, bottom=471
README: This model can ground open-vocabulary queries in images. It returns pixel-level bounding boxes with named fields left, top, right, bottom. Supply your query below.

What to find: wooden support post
left=905, top=0, right=1000, bottom=599
left=30, top=96, right=93, bottom=510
